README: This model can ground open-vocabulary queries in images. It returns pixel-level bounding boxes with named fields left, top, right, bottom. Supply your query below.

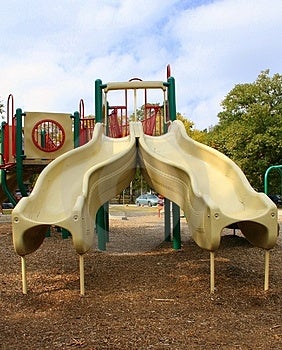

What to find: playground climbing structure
left=0, top=85, right=162, bottom=207
left=6, top=71, right=279, bottom=295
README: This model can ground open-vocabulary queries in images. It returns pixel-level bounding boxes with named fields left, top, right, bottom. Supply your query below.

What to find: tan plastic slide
left=12, top=122, right=137, bottom=256
left=138, top=120, right=278, bottom=251
left=13, top=120, right=278, bottom=258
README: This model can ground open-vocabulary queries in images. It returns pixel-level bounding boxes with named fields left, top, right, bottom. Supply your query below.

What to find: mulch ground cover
left=0, top=208, right=281, bottom=349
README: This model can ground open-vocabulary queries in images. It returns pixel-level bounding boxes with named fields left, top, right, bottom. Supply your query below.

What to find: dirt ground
left=0, top=206, right=281, bottom=350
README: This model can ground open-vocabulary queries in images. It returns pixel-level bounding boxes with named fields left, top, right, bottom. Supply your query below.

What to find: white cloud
left=1, top=0, right=282, bottom=130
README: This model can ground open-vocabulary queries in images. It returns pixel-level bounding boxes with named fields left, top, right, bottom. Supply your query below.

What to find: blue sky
left=1, top=0, right=282, bottom=130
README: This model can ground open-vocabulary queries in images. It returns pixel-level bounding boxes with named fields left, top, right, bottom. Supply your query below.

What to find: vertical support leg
left=79, top=255, right=85, bottom=296
left=264, top=250, right=270, bottom=291
left=104, top=202, right=110, bottom=243
left=172, top=202, right=181, bottom=250
left=164, top=198, right=171, bottom=242
left=96, top=205, right=106, bottom=251
left=21, top=256, right=27, bottom=294
left=210, top=251, right=215, bottom=293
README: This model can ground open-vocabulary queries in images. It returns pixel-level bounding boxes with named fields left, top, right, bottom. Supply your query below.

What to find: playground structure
left=0, top=89, right=161, bottom=207
left=1, top=67, right=279, bottom=296
left=264, top=165, right=282, bottom=196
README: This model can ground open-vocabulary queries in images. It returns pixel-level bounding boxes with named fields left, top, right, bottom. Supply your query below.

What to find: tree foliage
left=209, top=70, right=282, bottom=192
left=176, top=113, right=208, bottom=143
left=0, top=98, right=4, bottom=117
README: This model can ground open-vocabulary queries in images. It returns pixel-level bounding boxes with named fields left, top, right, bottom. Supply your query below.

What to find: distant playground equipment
left=1, top=66, right=278, bottom=295
left=264, top=165, right=282, bottom=196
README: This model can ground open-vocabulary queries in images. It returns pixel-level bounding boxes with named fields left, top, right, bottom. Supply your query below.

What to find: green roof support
left=95, top=79, right=103, bottom=123
left=167, top=76, right=176, bottom=121
left=15, top=108, right=27, bottom=198
left=72, top=111, right=80, bottom=148
left=94, top=79, right=108, bottom=250
left=167, top=76, right=181, bottom=249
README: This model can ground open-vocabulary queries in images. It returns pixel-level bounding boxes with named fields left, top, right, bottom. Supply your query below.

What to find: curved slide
left=138, top=120, right=278, bottom=251
left=13, top=120, right=278, bottom=258
left=12, top=123, right=137, bottom=256
left=12, top=120, right=278, bottom=294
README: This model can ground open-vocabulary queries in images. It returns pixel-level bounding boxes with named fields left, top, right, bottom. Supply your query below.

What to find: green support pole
left=95, top=79, right=103, bottom=123
left=61, top=228, right=71, bottom=239
left=72, top=111, right=80, bottom=148
left=45, top=227, right=51, bottom=238
left=167, top=77, right=176, bottom=122
left=167, top=76, right=181, bottom=249
left=94, top=79, right=108, bottom=250
left=1, top=170, right=16, bottom=206
left=162, top=101, right=172, bottom=242
left=172, top=202, right=181, bottom=250
left=15, top=108, right=27, bottom=197
left=40, top=130, right=46, bottom=148
left=96, top=206, right=107, bottom=251
left=104, top=202, right=110, bottom=242
left=1, top=122, right=17, bottom=206
left=164, top=198, right=171, bottom=241
left=106, top=102, right=110, bottom=136
left=104, top=103, right=110, bottom=242
left=264, top=165, right=282, bottom=194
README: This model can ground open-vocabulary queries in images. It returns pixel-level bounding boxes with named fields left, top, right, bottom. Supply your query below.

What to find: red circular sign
left=32, top=119, right=65, bottom=152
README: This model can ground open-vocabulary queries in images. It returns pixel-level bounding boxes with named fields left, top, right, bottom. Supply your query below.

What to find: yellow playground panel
left=24, top=112, right=74, bottom=159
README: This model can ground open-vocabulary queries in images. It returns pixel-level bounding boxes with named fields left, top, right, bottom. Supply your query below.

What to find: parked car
left=1, top=202, right=14, bottom=209
left=135, top=194, right=159, bottom=207
left=268, top=194, right=282, bottom=208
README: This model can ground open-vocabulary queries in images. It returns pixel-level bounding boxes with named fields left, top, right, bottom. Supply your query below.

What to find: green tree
left=176, top=113, right=208, bottom=144
left=0, top=98, right=4, bottom=117
left=209, top=70, right=282, bottom=191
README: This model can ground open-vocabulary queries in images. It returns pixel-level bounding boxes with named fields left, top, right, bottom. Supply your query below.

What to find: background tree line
left=134, top=70, right=281, bottom=194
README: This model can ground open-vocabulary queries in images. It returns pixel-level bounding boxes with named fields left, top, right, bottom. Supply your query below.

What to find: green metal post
left=95, top=79, right=103, bottom=123
left=72, top=111, right=80, bottom=148
left=163, top=89, right=171, bottom=242
left=167, top=77, right=176, bottom=121
left=167, top=76, right=181, bottom=249
left=45, top=227, right=51, bottom=238
left=104, top=202, right=110, bottom=242
left=164, top=198, right=171, bottom=241
left=106, top=102, right=110, bottom=136
left=0, top=122, right=16, bottom=205
left=94, top=79, right=108, bottom=249
left=1, top=170, right=16, bottom=206
left=40, top=130, right=46, bottom=148
left=15, top=108, right=27, bottom=197
left=264, top=165, right=282, bottom=194
left=61, top=228, right=71, bottom=239
left=96, top=206, right=107, bottom=250
left=172, top=202, right=181, bottom=250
